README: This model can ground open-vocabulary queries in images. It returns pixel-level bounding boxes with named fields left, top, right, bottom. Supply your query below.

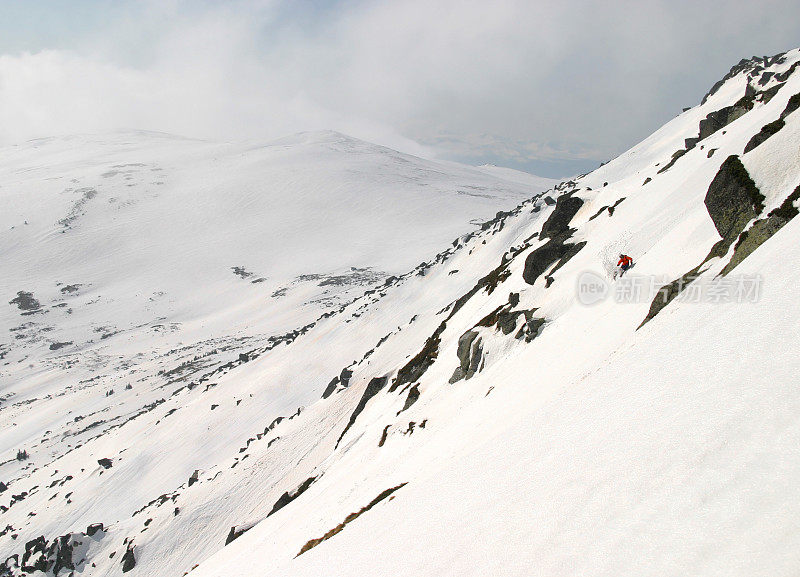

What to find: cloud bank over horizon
left=1, top=0, right=799, bottom=177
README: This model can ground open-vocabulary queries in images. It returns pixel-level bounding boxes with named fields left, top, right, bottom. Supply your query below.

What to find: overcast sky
left=1, top=0, right=799, bottom=177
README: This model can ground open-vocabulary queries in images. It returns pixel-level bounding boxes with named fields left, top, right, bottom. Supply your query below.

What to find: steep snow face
left=2, top=48, right=800, bottom=577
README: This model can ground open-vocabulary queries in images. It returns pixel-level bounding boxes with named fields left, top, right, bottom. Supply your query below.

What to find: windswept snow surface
left=3, top=49, right=800, bottom=577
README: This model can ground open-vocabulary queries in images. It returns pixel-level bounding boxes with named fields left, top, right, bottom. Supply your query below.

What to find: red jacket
left=618, top=255, right=633, bottom=267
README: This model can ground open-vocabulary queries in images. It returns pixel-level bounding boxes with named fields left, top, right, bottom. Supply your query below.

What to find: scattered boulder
left=188, top=470, right=199, bottom=487
left=97, top=458, right=113, bottom=469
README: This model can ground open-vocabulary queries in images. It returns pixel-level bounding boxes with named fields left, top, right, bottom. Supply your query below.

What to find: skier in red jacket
left=617, top=254, right=634, bottom=277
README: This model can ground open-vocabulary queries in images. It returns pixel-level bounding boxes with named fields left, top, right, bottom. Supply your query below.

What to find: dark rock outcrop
left=780, top=91, right=800, bottom=120
left=638, top=267, right=703, bottom=329
left=4, top=526, right=106, bottom=576
left=698, top=96, right=754, bottom=140
left=657, top=149, right=687, bottom=174
left=768, top=184, right=800, bottom=220
left=21, top=536, right=48, bottom=574
left=701, top=56, right=773, bottom=105
left=49, top=341, right=72, bottom=351
left=522, top=192, right=587, bottom=287
left=225, top=523, right=256, bottom=546
left=388, top=323, right=445, bottom=394
left=121, top=545, right=136, bottom=573
left=705, top=155, right=764, bottom=242
left=268, top=476, right=317, bottom=517
left=336, top=376, right=389, bottom=446
left=97, top=458, right=113, bottom=469
left=640, top=156, right=766, bottom=328
left=9, top=292, right=40, bottom=312
left=449, top=330, right=483, bottom=383
left=775, top=60, right=800, bottom=83
left=398, top=384, right=420, bottom=414
left=86, top=523, right=104, bottom=537
left=540, top=194, right=584, bottom=240
left=515, top=315, right=547, bottom=342
left=378, top=425, right=391, bottom=447
left=321, top=377, right=339, bottom=399
left=322, top=368, right=353, bottom=399
left=721, top=184, right=800, bottom=275
left=744, top=119, right=785, bottom=153
left=522, top=239, right=586, bottom=287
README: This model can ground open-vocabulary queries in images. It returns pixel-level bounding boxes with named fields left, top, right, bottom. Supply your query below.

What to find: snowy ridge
left=2, top=48, right=800, bottom=576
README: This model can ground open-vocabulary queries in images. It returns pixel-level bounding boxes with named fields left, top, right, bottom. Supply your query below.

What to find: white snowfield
left=1, top=48, right=800, bottom=577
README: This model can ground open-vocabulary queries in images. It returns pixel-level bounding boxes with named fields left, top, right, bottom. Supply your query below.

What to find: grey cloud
left=0, top=0, right=799, bottom=176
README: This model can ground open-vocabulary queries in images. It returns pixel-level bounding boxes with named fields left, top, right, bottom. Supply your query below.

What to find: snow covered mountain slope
left=2, top=48, right=800, bottom=577
left=0, top=129, right=551, bottom=488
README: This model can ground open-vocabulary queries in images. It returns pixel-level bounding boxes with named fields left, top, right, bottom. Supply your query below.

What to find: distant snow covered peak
left=265, top=129, right=367, bottom=146
left=475, top=163, right=562, bottom=189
